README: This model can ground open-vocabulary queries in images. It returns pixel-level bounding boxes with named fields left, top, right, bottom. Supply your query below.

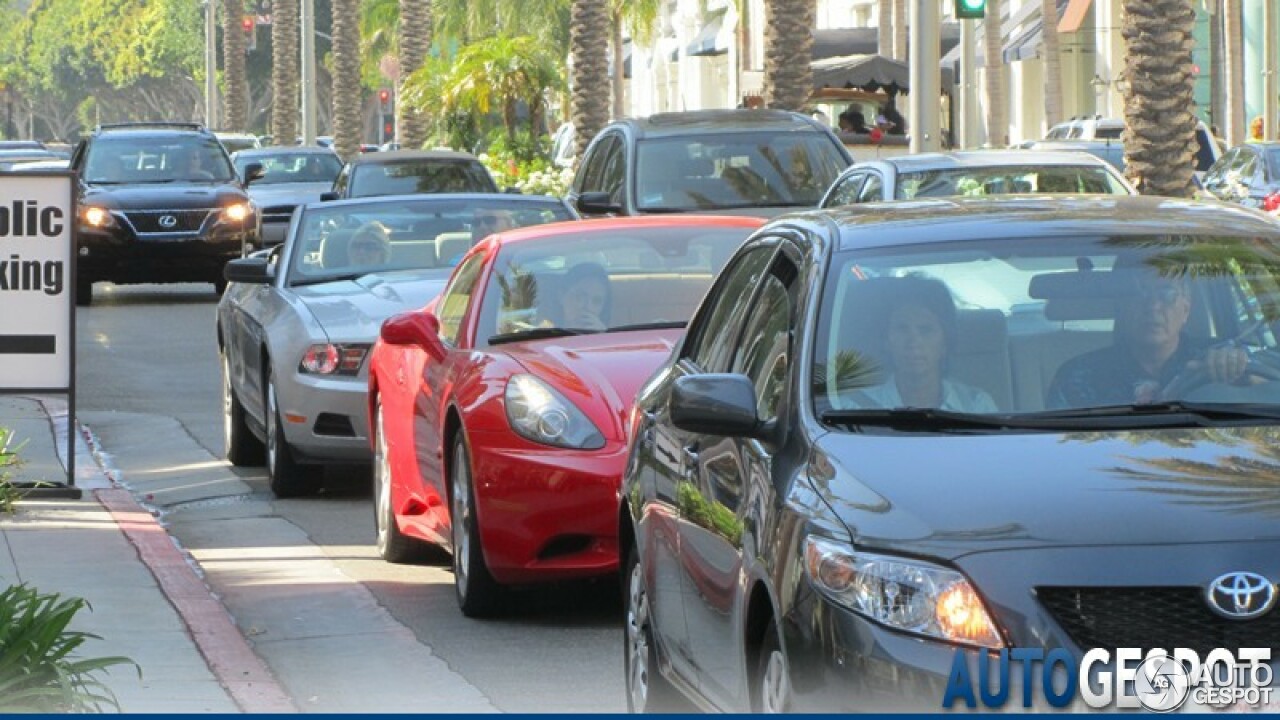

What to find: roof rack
left=94, top=122, right=207, bottom=133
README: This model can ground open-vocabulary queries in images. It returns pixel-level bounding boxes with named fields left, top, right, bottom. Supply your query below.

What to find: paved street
left=75, top=282, right=625, bottom=713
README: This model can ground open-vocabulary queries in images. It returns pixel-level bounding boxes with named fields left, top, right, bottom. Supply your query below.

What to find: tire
left=754, top=618, right=792, bottom=714
left=373, top=397, right=432, bottom=563
left=76, top=279, right=93, bottom=307
left=265, top=371, right=320, bottom=498
left=450, top=431, right=502, bottom=617
left=222, top=352, right=265, bottom=466
left=624, top=543, right=683, bottom=713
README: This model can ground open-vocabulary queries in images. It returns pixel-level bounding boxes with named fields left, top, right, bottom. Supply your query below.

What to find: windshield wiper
left=607, top=321, right=686, bottom=332
left=291, top=271, right=371, bottom=287
left=1021, top=401, right=1280, bottom=424
left=820, top=408, right=1015, bottom=432
left=487, top=327, right=600, bottom=345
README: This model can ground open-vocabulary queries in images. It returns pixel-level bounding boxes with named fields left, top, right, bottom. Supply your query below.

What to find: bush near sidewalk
left=0, top=584, right=137, bottom=712
left=0, top=427, right=21, bottom=514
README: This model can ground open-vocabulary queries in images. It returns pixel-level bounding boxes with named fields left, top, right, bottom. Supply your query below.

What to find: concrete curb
left=95, top=488, right=298, bottom=714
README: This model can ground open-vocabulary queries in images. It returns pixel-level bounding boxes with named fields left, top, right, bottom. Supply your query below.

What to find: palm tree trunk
left=1223, top=0, right=1244, bottom=146
left=878, top=0, right=892, bottom=57
left=983, top=0, right=1006, bottom=146
left=271, top=0, right=299, bottom=144
left=332, top=0, right=363, bottom=161
left=1209, top=0, right=1224, bottom=135
left=892, top=0, right=907, bottom=61
left=570, top=0, right=610, bottom=163
left=611, top=7, right=625, bottom=119
left=398, top=0, right=433, bottom=149
left=1041, top=0, right=1064, bottom=128
left=223, top=0, right=249, bottom=131
left=1120, top=0, right=1197, bottom=197
left=764, top=0, right=815, bottom=110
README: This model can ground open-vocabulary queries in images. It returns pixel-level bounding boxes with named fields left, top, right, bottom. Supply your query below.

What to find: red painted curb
left=95, top=488, right=297, bottom=714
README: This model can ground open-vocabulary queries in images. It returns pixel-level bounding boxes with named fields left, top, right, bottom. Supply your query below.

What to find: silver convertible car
left=216, top=193, right=576, bottom=497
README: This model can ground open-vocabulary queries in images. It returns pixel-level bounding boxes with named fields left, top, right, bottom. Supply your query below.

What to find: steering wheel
left=1159, top=348, right=1280, bottom=400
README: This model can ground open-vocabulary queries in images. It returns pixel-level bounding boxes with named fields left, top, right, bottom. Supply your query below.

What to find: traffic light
left=378, top=89, right=392, bottom=114
left=955, top=0, right=985, bottom=19
left=242, top=16, right=257, bottom=51
left=384, top=121, right=394, bottom=138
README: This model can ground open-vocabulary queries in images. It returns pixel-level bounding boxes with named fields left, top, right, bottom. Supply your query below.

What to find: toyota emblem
left=1206, top=572, right=1276, bottom=620
left=158, top=214, right=178, bottom=229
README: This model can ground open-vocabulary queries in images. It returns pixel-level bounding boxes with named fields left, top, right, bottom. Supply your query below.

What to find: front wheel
left=450, top=431, right=502, bottom=617
left=373, top=398, right=433, bottom=563
left=754, top=618, right=792, bottom=714
left=624, top=543, right=683, bottom=713
left=265, top=371, right=320, bottom=498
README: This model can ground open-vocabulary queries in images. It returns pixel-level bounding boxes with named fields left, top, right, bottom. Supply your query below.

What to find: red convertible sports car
left=367, top=215, right=765, bottom=616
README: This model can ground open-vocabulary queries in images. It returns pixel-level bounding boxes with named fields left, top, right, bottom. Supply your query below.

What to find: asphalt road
left=75, top=282, right=627, bottom=713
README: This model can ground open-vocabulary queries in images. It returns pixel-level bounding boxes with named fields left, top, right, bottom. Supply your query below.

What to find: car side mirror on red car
left=381, top=311, right=447, bottom=362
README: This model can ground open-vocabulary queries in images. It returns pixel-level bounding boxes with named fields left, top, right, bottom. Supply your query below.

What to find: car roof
left=233, top=146, right=338, bottom=158
left=814, top=195, right=1280, bottom=252
left=884, top=150, right=1113, bottom=171
left=615, top=109, right=823, bottom=139
left=349, top=149, right=480, bottom=165
left=299, top=192, right=570, bottom=213
left=486, top=215, right=767, bottom=249
left=91, top=128, right=215, bottom=140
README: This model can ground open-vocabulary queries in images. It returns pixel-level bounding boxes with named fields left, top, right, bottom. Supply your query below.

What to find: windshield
left=479, top=225, right=755, bottom=344
left=84, top=137, right=235, bottom=184
left=350, top=159, right=497, bottom=197
left=895, top=165, right=1130, bottom=198
left=634, top=132, right=846, bottom=211
left=812, top=233, right=1280, bottom=424
left=1268, top=149, right=1280, bottom=183
left=286, top=197, right=572, bottom=286
left=236, top=152, right=342, bottom=185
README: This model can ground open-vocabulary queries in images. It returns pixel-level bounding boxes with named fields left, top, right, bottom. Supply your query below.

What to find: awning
left=1002, top=0, right=1069, bottom=62
left=687, top=9, right=730, bottom=57
left=812, top=24, right=961, bottom=61
left=1057, top=0, right=1094, bottom=34
left=813, top=53, right=956, bottom=95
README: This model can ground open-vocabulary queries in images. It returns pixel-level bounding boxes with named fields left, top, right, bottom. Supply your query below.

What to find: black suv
left=70, top=122, right=261, bottom=305
left=567, top=109, right=852, bottom=218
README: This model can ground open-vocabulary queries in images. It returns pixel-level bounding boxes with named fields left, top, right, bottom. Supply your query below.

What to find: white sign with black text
left=0, top=173, right=73, bottom=390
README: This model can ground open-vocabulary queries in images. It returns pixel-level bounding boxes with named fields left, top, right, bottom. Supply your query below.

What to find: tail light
left=1263, top=191, right=1280, bottom=213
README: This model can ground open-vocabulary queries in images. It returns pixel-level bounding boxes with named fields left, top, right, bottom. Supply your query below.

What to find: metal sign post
left=0, top=171, right=78, bottom=498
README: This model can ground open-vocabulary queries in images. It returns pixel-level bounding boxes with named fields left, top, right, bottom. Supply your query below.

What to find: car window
left=600, top=140, right=626, bottom=203
left=684, top=244, right=777, bottom=373
left=437, top=253, right=487, bottom=346
left=1194, top=129, right=1219, bottom=172
left=350, top=159, right=497, bottom=197
left=730, top=255, right=798, bottom=421
left=235, top=152, right=342, bottom=184
left=578, top=135, right=616, bottom=193
left=332, top=165, right=349, bottom=195
left=634, top=131, right=847, bottom=211
left=857, top=172, right=884, bottom=202
left=823, top=172, right=865, bottom=207
left=1267, top=149, right=1280, bottom=183
left=479, top=225, right=757, bottom=343
left=1202, top=150, right=1234, bottom=191
left=83, top=136, right=235, bottom=184
left=896, top=165, right=1130, bottom=197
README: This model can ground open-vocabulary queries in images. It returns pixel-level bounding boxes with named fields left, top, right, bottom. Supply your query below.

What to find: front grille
left=1038, top=587, right=1280, bottom=655
left=125, top=209, right=213, bottom=233
left=262, top=204, right=297, bottom=222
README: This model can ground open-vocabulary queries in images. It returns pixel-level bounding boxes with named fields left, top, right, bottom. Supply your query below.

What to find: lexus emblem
left=158, top=215, right=178, bottom=229
left=1206, top=572, right=1276, bottom=620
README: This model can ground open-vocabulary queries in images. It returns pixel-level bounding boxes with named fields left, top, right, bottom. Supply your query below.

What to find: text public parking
left=0, top=200, right=67, bottom=296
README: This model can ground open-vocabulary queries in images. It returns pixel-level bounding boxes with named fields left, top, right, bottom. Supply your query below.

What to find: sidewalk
left=0, top=395, right=295, bottom=713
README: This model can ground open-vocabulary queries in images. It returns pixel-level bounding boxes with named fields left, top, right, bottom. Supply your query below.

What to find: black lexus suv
left=70, top=122, right=260, bottom=305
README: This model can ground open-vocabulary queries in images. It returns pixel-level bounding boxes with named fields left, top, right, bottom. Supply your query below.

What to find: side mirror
left=380, top=311, right=447, bottom=362
left=576, top=191, right=621, bottom=215
left=669, top=374, right=761, bottom=437
left=244, top=162, right=266, bottom=185
left=319, top=191, right=340, bottom=202
left=223, top=257, right=273, bottom=284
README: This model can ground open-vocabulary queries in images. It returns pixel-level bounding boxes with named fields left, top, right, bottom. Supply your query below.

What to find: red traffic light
left=384, top=122, right=394, bottom=136
left=379, top=89, right=390, bottom=103
left=242, top=16, right=253, bottom=31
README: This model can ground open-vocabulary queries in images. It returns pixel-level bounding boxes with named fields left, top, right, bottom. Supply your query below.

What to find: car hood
left=83, top=182, right=247, bottom=210
left=809, top=426, right=1280, bottom=559
left=247, top=182, right=333, bottom=207
left=292, top=269, right=453, bottom=340
left=500, top=330, right=680, bottom=441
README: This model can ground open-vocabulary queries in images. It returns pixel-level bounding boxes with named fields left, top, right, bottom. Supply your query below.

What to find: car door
left=415, top=252, right=489, bottom=533
left=681, top=243, right=801, bottom=708
left=224, top=243, right=287, bottom=430
left=858, top=170, right=886, bottom=201
left=640, top=241, right=779, bottom=692
left=569, top=133, right=618, bottom=215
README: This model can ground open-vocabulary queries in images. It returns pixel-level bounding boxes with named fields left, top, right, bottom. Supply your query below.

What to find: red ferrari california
left=367, top=216, right=764, bottom=616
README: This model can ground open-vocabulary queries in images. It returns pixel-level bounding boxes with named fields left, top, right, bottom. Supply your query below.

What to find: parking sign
left=0, top=172, right=75, bottom=391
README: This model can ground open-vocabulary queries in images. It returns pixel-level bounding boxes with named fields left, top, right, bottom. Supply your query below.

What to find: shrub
left=0, top=427, right=22, bottom=514
left=0, top=585, right=137, bottom=712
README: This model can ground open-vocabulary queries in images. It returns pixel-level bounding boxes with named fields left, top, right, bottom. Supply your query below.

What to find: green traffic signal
left=955, top=0, right=985, bottom=19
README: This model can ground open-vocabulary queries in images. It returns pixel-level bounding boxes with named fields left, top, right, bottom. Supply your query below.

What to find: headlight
left=505, top=374, right=605, bottom=450
left=81, top=206, right=115, bottom=228
left=299, top=343, right=369, bottom=375
left=223, top=202, right=252, bottom=222
left=803, top=536, right=1004, bottom=649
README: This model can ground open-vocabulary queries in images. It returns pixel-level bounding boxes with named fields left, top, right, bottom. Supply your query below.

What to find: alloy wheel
left=266, top=381, right=279, bottom=471
left=760, top=646, right=791, bottom=713
left=626, top=560, right=652, bottom=710
left=451, top=440, right=471, bottom=596
left=221, top=355, right=233, bottom=449
left=374, top=402, right=392, bottom=549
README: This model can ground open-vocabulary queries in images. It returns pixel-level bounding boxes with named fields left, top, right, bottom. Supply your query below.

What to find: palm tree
left=1120, top=0, right=1197, bottom=197
left=982, top=0, right=1006, bottom=146
left=1041, top=0, right=1063, bottom=129
left=397, top=0, right=433, bottom=148
left=332, top=0, right=363, bottom=160
left=763, top=0, right=816, bottom=110
left=271, top=0, right=299, bottom=144
left=1223, top=0, right=1244, bottom=145
left=569, top=0, right=609, bottom=163
left=439, top=35, right=564, bottom=141
left=222, top=0, right=248, bottom=130
left=610, top=0, right=660, bottom=119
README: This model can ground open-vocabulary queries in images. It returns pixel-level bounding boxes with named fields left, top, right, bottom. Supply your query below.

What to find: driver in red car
left=1047, top=270, right=1249, bottom=407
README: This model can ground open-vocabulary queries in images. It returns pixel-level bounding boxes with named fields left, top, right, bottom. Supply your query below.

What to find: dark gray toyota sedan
left=620, top=195, right=1280, bottom=712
